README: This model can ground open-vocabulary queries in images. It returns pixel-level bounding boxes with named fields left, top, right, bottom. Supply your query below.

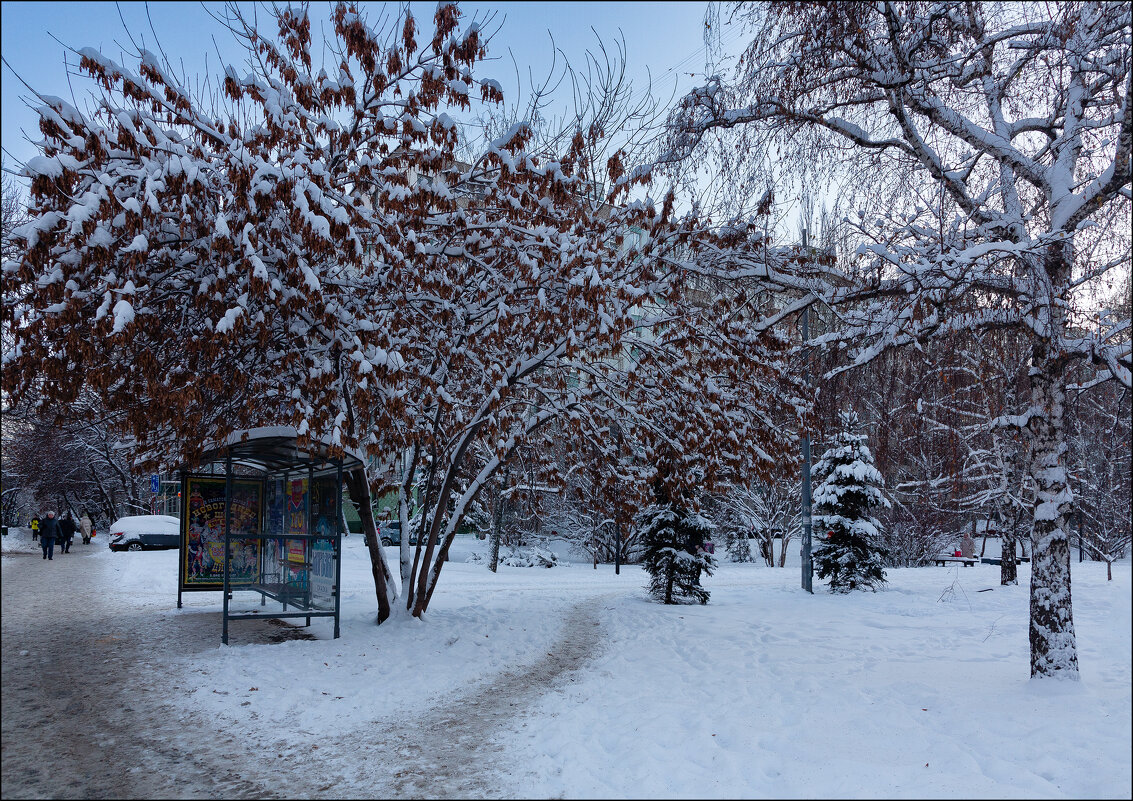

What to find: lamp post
left=800, top=227, right=814, bottom=594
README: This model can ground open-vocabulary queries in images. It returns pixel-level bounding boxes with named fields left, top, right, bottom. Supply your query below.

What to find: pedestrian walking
left=31, top=515, right=40, bottom=543
left=79, top=513, right=93, bottom=545
left=59, top=514, right=76, bottom=553
left=39, top=511, right=58, bottom=560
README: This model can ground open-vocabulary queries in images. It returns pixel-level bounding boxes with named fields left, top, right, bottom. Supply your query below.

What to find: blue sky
left=2, top=1, right=738, bottom=173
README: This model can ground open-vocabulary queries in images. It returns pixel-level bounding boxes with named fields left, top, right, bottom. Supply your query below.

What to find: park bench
left=931, top=555, right=978, bottom=567
left=980, top=556, right=1031, bottom=565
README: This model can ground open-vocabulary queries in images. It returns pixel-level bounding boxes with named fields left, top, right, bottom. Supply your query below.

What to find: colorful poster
left=309, top=477, right=338, bottom=607
left=286, top=477, right=308, bottom=565
left=180, top=476, right=263, bottom=590
left=262, top=479, right=286, bottom=585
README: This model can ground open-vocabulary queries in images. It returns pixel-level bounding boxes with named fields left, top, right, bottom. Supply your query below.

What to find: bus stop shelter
left=176, top=426, right=364, bottom=644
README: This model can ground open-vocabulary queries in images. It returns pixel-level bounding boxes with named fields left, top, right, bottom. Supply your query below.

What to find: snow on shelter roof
left=183, top=425, right=365, bottom=476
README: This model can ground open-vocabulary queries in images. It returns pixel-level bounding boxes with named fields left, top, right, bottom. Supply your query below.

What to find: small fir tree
left=812, top=412, right=891, bottom=593
left=638, top=492, right=716, bottom=604
left=724, top=528, right=756, bottom=563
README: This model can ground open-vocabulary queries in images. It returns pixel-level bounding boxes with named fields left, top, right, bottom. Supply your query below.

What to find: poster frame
left=179, top=474, right=266, bottom=593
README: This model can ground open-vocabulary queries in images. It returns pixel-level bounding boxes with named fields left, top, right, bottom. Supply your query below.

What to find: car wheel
left=381, top=537, right=392, bottom=547
left=127, top=542, right=143, bottom=551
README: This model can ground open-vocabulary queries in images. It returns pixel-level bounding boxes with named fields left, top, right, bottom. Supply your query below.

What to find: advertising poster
left=181, top=476, right=263, bottom=590
left=309, top=539, right=335, bottom=609
left=267, top=477, right=286, bottom=536
left=286, top=477, right=308, bottom=555
left=310, top=478, right=338, bottom=540
left=309, top=477, right=338, bottom=607
left=263, top=479, right=285, bottom=584
left=283, top=478, right=308, bottom=591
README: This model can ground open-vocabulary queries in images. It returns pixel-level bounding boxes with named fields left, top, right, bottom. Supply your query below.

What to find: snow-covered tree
left=1, top=387, right=154, bottom=528
left=812, top=412, right=890, bottom=593
left=1, top=160, right=28, bottom=262
left=638, top=483, right=716, bottom=604
left=2, top=2, right=805, bottom=624
left=706, top=473, right=799, bottom=566
left=663, top=1, right=1131, bottom=677
left=1068, top=343, right=1132, bottom=582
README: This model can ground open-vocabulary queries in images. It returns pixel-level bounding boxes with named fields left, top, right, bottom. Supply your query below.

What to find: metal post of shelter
left=222, top=453, right=233, bottom=645
left=177, top=470, right=187, bottom=609
left=306, top=460, right=314, bottom=628
left=614, top=422, right=622, bottom=576
left=281, top=470, right=289, bottom=612
left=334, top=459, right=343, bottom=639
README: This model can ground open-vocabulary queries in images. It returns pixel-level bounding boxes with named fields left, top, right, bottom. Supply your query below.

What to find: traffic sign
left=151, top=474, right=160, bottom=493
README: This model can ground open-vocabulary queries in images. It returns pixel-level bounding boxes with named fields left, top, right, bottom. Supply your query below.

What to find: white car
left=107, top=514, right=181, bottom=552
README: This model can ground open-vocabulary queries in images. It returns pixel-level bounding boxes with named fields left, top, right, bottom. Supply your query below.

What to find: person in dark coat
left=39, top=511, right=59, bottom=560
left=59, top=514, right=76, bottom=553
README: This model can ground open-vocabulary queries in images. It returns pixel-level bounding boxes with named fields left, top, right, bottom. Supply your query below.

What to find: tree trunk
left=397, top=447, right=418, bottom=587
left=488, top=489, right=502, bottom=573
left=345, top=469, right=396, bottom=624
left=778, top=532, right=792, bottom=567
left=1026, top=245, right=1078, bottom=679
left=1000, top=526, right=1018, bottom=586
left=398, top=488, right=412, bottom=584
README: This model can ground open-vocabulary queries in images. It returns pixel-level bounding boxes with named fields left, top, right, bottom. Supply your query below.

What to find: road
left=1, top=544, right=605, bottom=799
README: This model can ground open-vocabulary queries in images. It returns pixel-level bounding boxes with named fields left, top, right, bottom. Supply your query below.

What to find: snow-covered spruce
left=638, top=495, right=716, bottom=605
left=812, top=412, right=891, bottom=593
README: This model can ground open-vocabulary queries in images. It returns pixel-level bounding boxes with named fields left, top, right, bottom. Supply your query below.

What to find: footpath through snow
left=1, top=543, right=311, bottom=798
left=1, top=531, right=608, bottom=799
left=3, top=525, right=1130, bottom=799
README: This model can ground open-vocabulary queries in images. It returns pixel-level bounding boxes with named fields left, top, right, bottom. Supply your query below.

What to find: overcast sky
left=2, top=1, right=745, bottom=174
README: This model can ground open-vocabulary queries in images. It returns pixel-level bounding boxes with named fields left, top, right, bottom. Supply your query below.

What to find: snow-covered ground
left=3, top=526, right=1130, bottom=798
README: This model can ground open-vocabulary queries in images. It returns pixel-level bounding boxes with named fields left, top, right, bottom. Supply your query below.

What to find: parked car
left=376, top=520, right=418, bottom=547
left=108, top=514, right=181, bottom=551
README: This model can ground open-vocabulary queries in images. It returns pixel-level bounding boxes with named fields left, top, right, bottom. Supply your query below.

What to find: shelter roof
left=184, top=426, right=365, bottom=476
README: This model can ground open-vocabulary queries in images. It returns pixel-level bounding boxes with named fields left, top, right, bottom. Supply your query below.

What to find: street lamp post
left=800, top=227, right=814, bottom=594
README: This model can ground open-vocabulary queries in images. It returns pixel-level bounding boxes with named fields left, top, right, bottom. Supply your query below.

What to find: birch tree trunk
left=1025, top=246, right=1078, bottom=678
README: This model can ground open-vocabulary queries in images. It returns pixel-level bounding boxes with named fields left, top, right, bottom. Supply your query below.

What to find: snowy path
left=1, top=546, right=608, bottom=799
left=255, top=593, right=612, bottom=798
left=1, top=547, right=317, bottom=799
left=378, top=594, right=608, bottom=799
